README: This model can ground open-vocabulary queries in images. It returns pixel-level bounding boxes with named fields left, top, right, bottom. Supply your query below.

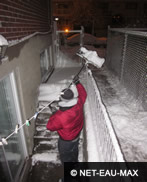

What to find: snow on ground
left=67, top=33, right=107, bottom=46
left=67, top=33, right=97, bottom=45
left=93, top=68, right=147, bottom=161
left=38, top=52, right=82, bottom=104
left=32, top=152, right=60, bottom=166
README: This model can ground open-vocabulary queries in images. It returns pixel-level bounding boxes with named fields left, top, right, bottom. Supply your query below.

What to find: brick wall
left=0, top=0, right=51, bottom=40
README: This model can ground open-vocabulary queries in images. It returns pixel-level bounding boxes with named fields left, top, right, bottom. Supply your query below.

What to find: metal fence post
left=120, top=33, right=128, bottom=82
left=80, top=26, right=84, bottom=47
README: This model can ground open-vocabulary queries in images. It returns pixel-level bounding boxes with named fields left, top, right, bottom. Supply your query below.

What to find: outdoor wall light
left=0, top=35, right=8, bottom=63
left=55, top=17, right=59, bottom=21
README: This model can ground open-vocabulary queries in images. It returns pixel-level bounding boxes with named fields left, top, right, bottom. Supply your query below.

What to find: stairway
left=27, top=112, right=63, bottom=182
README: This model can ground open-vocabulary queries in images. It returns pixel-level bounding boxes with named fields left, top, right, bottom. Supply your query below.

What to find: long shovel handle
left=67, top=63, right=86, bottom=89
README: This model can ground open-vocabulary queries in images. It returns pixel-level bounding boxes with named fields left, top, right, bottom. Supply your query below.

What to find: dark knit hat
left=60, top=89, right=74, bottom=100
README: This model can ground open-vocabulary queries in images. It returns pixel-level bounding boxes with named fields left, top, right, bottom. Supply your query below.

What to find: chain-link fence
left=106, top=28, right=147, bottom=110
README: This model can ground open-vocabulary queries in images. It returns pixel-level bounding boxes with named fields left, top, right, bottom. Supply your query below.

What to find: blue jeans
left=58, top=136, right=79, bottom=164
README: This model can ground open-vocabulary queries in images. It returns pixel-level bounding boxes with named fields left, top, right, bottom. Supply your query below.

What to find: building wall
left=0, top=34, right=53, bottom=154
left=0, top=0, right=51, bottom=40
left=0, top=0, right=54, bottom=154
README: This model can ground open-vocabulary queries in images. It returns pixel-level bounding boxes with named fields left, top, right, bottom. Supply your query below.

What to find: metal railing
left=56, top=26, right=84, bottom=59
left=106, top=28, right=147, bottom=110
left=85, top=68, right=125, bottom=162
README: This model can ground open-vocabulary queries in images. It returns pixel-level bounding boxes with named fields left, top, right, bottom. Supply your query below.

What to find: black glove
left=73, top=76, right=80, bottom=85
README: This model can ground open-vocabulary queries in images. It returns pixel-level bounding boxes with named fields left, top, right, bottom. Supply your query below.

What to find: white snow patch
left=39, top=140, right=57, bottom=145
left=94, top=68, right=147, bottom=161
left=84, top=100, right=100, bottom=162
left=32, top=152, right=59, bottom=166
left=0, top=35, right=8, bottom=46
left=38, top=83, right=65, bottom=102
left=55, top=51, right=80, bottom=68
left=8, top=31, right=50, bottom=47
left=79, top=47, right=105, bottom=68
left=36, top=126, right=47, bottom=131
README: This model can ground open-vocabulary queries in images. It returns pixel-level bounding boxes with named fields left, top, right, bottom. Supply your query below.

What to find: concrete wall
left=0, top=33, right=53, bottom=154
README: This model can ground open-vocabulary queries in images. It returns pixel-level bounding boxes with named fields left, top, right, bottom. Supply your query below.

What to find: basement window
left=40, top=49, right=49, bottom=82
left=40, top=47, right=53, bottom=83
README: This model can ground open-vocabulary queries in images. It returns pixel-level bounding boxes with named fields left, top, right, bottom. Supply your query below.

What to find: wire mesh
left=106, top=31, right=125, bottom=79
left=106, top=28, right=147, bottom=110
left=122, top=34, right=147, bottom=107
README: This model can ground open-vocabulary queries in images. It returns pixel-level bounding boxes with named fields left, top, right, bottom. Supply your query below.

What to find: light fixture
left=64, top=28, right=69, bottom=33
left=55, top=17, right=59, bottom=21
left=0, top=35, right=8, bottom=62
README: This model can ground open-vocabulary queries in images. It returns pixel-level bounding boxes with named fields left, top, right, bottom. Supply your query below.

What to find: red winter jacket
left=46, top=83, right=87, bottom=140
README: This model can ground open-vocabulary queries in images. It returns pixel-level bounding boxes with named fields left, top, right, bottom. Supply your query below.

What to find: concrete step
left=35, top=113, right=51, bottom=125
left=34, top=129, right=58, bottom=139
left=33, top=139, right=58, bottom=154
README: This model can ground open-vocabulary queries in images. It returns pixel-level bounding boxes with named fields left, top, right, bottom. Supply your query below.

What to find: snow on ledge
left=84, top=101, right=100, bottom=162
left=8, top=31, right=51, bottom=47
left=0, top=35, right=8, bottom=46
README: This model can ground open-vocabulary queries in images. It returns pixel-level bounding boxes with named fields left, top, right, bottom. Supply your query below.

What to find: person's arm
left=46, top=112, right=63, bottom=131
left=72, top=76, right=87, bottom=104
left=76, top=83, right=87, bottom=104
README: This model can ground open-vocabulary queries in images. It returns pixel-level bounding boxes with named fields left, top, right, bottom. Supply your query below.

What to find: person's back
left=47, top=82, right=87, bottom=141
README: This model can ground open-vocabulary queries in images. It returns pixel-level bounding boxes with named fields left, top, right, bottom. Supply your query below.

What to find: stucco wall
left=0, top=33, right=53, bottom=154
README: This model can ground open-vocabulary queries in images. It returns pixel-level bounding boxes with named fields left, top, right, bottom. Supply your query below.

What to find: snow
left=67, top=33, right=107, bottom=46
left=36, top=126, right=47, bottom=131
left=32, top=152, right=60, bottom=166
left=39, top=140, right=57, bottom=145
left=67, top=33, right=97, bottom=45
left=79, top=47, right=105, bottom=68
left=0, top=35, right=8, bottom=46
left=84, top=101, right=100, bottom=162
left=93, top=68, right=147, bottom=161
left=38, top=53, right=82, bottom=104
left=8, top=31, right=50, bottom=47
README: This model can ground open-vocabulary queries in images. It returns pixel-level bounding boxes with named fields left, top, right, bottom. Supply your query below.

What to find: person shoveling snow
left=45, top=47, right=104, bottom=182
left=46, top=77, right=87, bottom=182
